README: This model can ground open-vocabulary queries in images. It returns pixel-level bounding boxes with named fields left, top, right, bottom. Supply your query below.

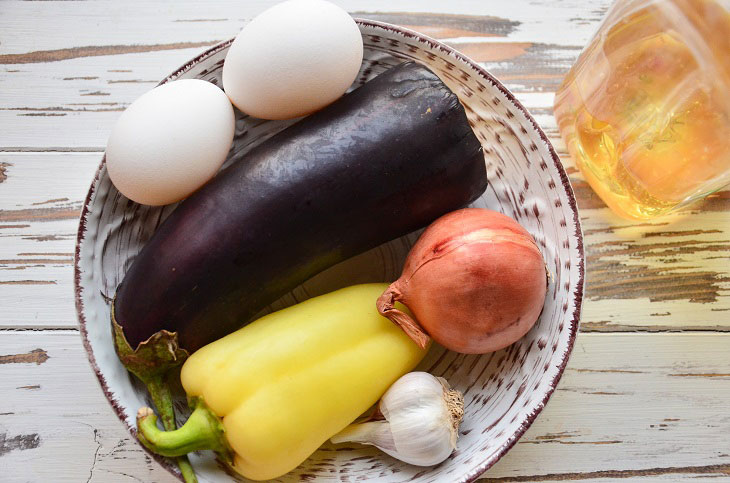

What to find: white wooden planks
left=0, top=0, right=603, bottom=150
left=1, top=332, right=729, bottom=482
left=2, top=0, right=730, bottom=482
left=0, top=331, right=175, bottom=483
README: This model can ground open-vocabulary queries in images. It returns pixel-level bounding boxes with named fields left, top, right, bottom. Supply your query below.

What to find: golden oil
left=554, top=0, right=730, bottom=219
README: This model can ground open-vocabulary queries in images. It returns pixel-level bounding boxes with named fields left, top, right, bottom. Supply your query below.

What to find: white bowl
left=75, top=20, right=584, bottom=483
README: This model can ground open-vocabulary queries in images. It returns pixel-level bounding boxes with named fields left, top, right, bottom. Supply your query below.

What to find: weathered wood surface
left=1, top=0, right=729, bottom=482
left=2, top=332, right=729, bottom=482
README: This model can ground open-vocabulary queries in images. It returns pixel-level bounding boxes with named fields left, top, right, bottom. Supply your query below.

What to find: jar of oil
left=554, top=0, right=730, bottom=219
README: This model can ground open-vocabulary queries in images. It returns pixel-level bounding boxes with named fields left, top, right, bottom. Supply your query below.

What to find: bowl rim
left=353, top=18, right=585, bottom=483
left=74, top=18, right=584, bottom=483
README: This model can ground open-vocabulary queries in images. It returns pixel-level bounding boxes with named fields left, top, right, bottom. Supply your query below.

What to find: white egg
left=222, top=0, right=364, bottom=120
left=106, top=79, right=235, bottom=206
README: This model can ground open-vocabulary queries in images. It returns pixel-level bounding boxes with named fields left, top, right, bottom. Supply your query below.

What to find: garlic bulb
left=330, top=371, right=464, bottom=466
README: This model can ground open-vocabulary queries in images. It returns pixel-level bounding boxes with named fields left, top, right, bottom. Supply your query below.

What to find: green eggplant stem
left=137, top=397, right=233, bottom=463
left=111, top=302, right=196, bottom=482
left=145, top=377, right=198, bottom=483
left=176, top=457, right=198, bottom=483
left=145, top=375, right=176, bottom=432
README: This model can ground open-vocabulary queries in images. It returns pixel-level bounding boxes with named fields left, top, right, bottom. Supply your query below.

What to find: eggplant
left=112, top=61, right=486, bottom=434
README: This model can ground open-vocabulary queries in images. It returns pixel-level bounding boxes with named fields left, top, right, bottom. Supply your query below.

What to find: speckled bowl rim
left=74, top=19, right=584, bottom=483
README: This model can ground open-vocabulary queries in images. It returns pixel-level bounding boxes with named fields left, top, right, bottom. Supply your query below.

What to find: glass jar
left=554, top=0, right=730, bottom=219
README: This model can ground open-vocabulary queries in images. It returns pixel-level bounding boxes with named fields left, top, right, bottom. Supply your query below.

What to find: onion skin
left=377, top=208, right=547, bottom=354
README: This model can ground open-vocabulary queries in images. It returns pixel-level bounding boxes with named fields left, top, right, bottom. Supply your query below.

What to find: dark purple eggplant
left=112, top=61, right=486, bottom=435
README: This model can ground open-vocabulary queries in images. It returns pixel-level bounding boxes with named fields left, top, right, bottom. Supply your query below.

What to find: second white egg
left=222, top=0, right=364, bottom=120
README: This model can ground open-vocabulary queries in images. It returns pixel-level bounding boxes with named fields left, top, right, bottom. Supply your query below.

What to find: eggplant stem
left=177, top=459, right=198, bottom=483
left=145, top=375, right=176, bottom=433
left=111, top=302, right=196, bottom=481
left=137, top=397, right=233, bottom=463
left=145, top=376, right=198, bottom=483
left=376, top=285, right=430, bottom=349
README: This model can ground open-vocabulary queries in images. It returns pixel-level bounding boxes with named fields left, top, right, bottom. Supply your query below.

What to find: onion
left=377, top=208, right=547, bottom=354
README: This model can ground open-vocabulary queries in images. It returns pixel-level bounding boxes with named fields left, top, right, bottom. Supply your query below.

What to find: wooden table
left=2, top=1, right=729, bottom=481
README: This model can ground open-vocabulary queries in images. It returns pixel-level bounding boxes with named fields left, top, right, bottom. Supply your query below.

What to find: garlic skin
left=330, top=372, right=464, bottom=466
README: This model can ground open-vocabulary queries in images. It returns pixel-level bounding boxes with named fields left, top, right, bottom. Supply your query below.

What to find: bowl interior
left=76, top=20, right=584, bottom=483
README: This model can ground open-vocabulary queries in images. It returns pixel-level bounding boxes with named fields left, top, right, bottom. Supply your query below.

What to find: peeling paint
left=80, top=91, right=111, bottom=97
left=583, top=222, right=668, bottom=236
left=174, top=18, right=228, bottom=23
left=0, top=433, right=41, bottom=456
left=0, top=162, right=10, bottom=183
left=480, top=463, right=730, bottom=481
left=31, top=198, right=70, bottom=206
left=534, top=432, right=578, bottom=440
left=0, top=206, right=80, bottom=222
left=694, top=191, right=730, bottom=212
left=669, top=373, right=730, bottom=378
left=2, top=106, right=123, bottom=113
left=0, top=280, right=58, bottom=285
left=587, top=237, right=730, bottom=303
left=572, top=179, right=608, bottom=210
left=570, top=368, right=643, bottom=374
left=16, top=252, right=74, bottom=256
left=0, top=348, right=50, bottom=365
left=18, top=112, right=67, bottom=117
left=107, top=79, right=157, bottom=84
left=0, top=41, right=219, bottom=64
left=580, top=322, right=730, bottom=332
left=1, top=258, right=72, bottom=264
left=22, top=235, right=65, bottom=241
left=522, top=439, right=622, bottom=445
left=644, top=229, right=723, bottom=238
left=353, top=11, right=521, bottom=38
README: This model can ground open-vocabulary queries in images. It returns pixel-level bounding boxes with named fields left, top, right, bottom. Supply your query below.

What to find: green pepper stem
left=145, top=377, right=198, bottom=483
left=137, top=397, right=233, bottom=463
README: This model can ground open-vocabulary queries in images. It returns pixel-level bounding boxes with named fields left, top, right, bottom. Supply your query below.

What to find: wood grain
left=1, top=0, right=729, bottom=481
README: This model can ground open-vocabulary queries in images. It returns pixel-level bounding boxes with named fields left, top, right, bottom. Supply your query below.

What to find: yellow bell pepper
left=136, top=283, right=427, bottom=480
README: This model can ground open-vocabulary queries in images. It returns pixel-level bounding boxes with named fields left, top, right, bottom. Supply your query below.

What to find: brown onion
left=377, top=208, right=547, bottom=354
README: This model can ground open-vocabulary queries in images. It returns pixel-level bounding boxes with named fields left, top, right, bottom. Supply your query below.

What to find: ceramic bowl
left=75, top=20, right=584, bottom=483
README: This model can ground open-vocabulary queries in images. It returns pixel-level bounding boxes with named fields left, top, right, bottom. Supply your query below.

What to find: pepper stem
left=137, top=397, right=233, bottom=463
